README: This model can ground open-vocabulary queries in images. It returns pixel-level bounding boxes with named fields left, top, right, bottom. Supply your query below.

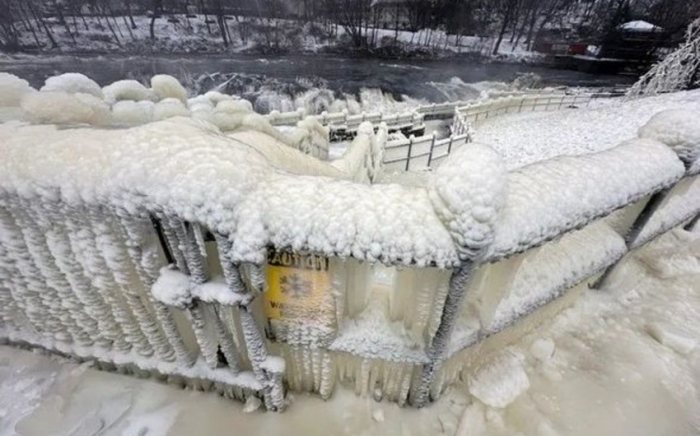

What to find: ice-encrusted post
left=410, top=262, right=474, bottom=407
left=593, top=188, right=671, bottom=289
left=213, top=232, right=286, bottom=411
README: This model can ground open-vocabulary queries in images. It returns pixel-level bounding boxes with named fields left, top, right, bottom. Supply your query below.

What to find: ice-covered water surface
left=2, top=228, right=699, bottom=436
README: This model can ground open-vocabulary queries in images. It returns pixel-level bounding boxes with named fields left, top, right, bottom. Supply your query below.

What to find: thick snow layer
left=638, top=109, right=700, bottom=167
left=0, top=118, right=458, bottom=267
left=111, top=100, right=155, bottom=126
left=633, top=175, right=700, bottom=249
left=21, top=91, right=111, bottom=126
left=0, top=72, right=35, bottom=107
left=486, top=138, right=685, bottom=260
left=151, top=74, right=188, bottom=103
left=103, top=79, right=158, bottom=105
left=474, top=90, right=700, bottom=170
left=40, top=72, right=103, bottom=99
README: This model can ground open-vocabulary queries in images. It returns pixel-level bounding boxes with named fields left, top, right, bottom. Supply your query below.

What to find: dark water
left=0, top=53, right=634, bottom=99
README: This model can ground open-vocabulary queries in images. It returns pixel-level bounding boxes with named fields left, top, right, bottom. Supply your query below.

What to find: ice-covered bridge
left=0, top=71, right=699, bottom=412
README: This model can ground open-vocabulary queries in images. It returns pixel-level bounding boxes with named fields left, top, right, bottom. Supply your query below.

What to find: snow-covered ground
left=474, top=90, right=700, bottom=170
left=2, top=227, right=699, bottom=436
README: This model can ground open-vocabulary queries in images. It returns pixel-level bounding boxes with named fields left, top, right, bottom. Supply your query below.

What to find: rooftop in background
left=619, top=20, right=663, bottom=33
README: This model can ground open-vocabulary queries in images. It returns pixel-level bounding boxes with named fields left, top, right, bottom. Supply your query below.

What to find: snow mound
left=151, top=74, right=187, bottom=103
left=111, top=100, right=155, bottom=127
left=40, top=73, right=103, bottom=99
left=21, top=91, right=110, bottom=126
left=639, top=109, right=700, bottom=168
left=428, top=143, right=506, bottom=261
left=468, top=351, right=530, bottom=408
left=103, top=79, right=157, bottom=105
left=0, top=72, right=35, bottom=107
left=154, top=98, right=191, bottom=121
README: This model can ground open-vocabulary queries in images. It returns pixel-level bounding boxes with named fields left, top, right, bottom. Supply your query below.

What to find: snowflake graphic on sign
left=279, top=273, right=312, bottom=298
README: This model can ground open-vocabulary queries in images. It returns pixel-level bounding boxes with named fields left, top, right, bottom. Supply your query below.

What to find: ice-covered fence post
left=117, top=209, right=194, bottom=366
left=406, top=135, right=414, bottom=171
left=158, top=216, right=220, bottom=368
left=213, top=233, right=286, bottom=411
left=427, top=131, right=437, bottom=167
left=410, top=262, right=474, bottom=407
left=593, top=188, right=672, bottom=289
left=684, top=213, right=700, bottom=231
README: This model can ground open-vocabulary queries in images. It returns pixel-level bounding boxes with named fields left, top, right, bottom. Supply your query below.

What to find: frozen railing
left=417, top=88, right=622, bottom=120
left=266, top=108, right=425, bottom=139
left=381, top=132, right=471, bottom=171
left=1, top=99, right=698, bottom=411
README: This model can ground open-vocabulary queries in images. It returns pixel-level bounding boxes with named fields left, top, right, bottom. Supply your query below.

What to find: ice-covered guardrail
left=416, top=88, right=623, bottom=120
left=266, top=108, right=425, bottom=140
left=1, top=76, right=699, bottom=411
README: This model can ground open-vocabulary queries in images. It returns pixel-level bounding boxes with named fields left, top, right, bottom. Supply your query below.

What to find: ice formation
left=111, top=100, right=156, bottom=126
left=154, top=98, right=191, bottom=121
left=20, top=91, right=111, bottom=126
left=40, top=72, right=103, bottom=99
left=103, top=79, right=158, bottom=105
left=151, top=74, right=188, bottom=103
left=467, top=350, right=529, bottom=408
left=0, top=72, right=35, bottom=107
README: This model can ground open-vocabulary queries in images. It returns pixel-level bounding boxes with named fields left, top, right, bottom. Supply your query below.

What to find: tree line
left=0, top=0, right=698, bottom=53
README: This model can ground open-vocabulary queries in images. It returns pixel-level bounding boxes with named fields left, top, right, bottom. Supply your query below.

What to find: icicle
left=6, top=198, right=69, bottom=341
left=398, top=366, right=413, bottom=406
left=0, top=242, right=24, bottom=330
left=319, top=351, right=334, bottom=400
left=12, top=197, right=88, bottom=344
left=91, top=206, right=174, bottom=358
left=193, top=223, right=207, bottom=258
left=207, top=304, right=242, bottom=373
left=115, top=208, right=193, bottom=366
left=312, top=348, right=322, bottom=392
left=0, top=202, right=54, bottom=337
left=159, top=216, right=218, bottom=368
left=62, top=202, right=130, bottom=351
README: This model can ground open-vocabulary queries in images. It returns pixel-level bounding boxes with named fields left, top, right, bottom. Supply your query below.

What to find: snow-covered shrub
left=151, top=74, right=188, bottom=103
left=111, top=100, right=155, bottom=126
left=428, top=142, right=506, bottom=261
left=21, top=91, right=110, bottom=126
left=639, top=109, right=700, bottom=166
left=40, top=73, right=103, bottom=99
left=153, top=98, right=191, bottom=121
left=0, top=73, right=35, bottom=107
left=103, top=80, right=158, bottom=105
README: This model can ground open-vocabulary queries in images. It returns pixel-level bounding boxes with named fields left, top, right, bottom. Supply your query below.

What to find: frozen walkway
left=2, top=228, right=700, bottom=436
left=474, top=90, right=700, bottom=170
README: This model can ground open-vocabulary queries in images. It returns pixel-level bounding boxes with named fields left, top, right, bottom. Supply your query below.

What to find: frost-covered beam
left=410, top=263, right=473, bottom=407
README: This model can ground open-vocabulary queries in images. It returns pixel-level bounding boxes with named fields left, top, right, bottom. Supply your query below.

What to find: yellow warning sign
left=265, top=250, right=330, bottom=321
